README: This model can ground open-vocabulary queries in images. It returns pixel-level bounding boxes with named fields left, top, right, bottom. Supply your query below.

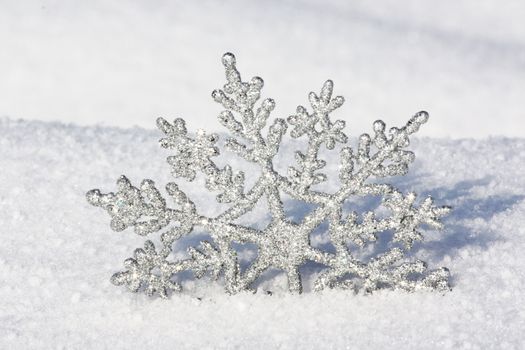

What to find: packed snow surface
left=1, top=118, right=524, bottom=349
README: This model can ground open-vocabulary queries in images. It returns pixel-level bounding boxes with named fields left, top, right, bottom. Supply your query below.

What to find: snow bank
left=1, top=118, right=524, bottom=348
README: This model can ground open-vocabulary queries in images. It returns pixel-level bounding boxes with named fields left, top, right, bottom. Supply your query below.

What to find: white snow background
left=1, top=0, right=525, bottom=349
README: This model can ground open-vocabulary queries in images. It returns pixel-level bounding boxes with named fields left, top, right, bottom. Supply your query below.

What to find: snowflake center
left=261, top=220, right=310, bottom=268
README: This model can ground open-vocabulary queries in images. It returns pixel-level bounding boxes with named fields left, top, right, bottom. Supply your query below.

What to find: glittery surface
left=87, top=53, right=451, bottom=297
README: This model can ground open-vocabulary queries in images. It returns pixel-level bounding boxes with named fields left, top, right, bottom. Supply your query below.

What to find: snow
left=0, top=0, right=524, bottom=138
left=1, top=118, right=525, bottom=349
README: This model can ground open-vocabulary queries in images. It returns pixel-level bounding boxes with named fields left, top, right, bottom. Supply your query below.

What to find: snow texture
left=1, top=118, right=525, bottom=348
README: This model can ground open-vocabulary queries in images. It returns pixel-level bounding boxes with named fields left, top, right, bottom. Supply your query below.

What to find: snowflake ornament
left=87, top=53, right=451, bottom=297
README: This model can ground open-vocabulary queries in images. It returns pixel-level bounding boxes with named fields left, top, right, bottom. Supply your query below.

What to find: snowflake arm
left=157, top=117, right=247, bottom=205
left=284, top=80, right=346, bottom=200
left=110, top=240, right=187, bottom=298
left=86, top=176, right=188, bottom=235
left=213, top=53, right=287, bottom=164
left=313, top=191, right=451, bottom=292
left=339, top=112, right=428, bottom=190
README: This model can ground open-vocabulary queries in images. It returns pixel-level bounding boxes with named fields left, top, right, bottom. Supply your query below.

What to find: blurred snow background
left=0, top=0, right=524, bottom=137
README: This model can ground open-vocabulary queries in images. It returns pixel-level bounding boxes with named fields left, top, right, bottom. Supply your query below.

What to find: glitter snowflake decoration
left=86, top=53, right=451, bottom=298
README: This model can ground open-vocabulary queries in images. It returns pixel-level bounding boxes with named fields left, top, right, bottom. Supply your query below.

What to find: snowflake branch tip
left=110, top=240, right=182, bottom=298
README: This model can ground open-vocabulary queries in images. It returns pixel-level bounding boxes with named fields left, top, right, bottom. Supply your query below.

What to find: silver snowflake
left=87, top=53, right=451, bottom=298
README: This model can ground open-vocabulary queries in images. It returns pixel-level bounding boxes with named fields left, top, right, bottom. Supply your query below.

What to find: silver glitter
left=87, top=53, right=451, bottom=298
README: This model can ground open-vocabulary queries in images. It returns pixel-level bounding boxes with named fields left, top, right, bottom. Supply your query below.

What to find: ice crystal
left=87, top=52, right=451, bottom=297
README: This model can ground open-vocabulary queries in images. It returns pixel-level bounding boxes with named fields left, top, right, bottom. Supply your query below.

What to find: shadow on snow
left=169, top=175, right=524, bottom=293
